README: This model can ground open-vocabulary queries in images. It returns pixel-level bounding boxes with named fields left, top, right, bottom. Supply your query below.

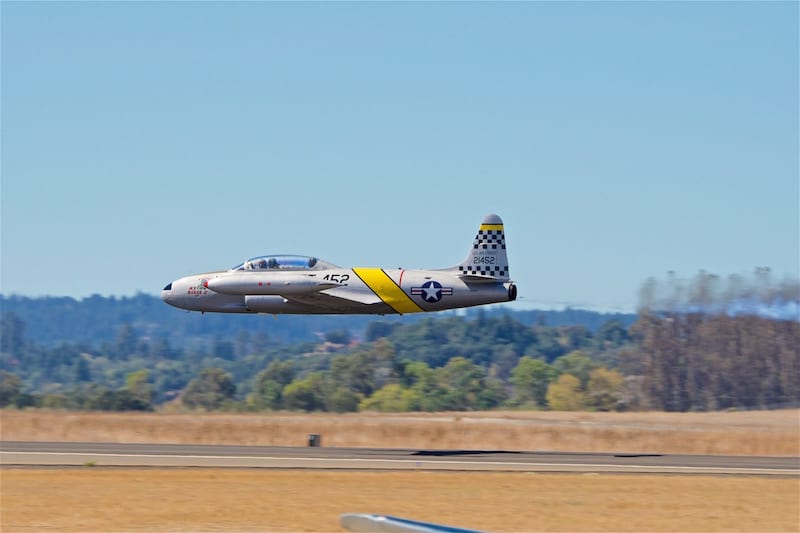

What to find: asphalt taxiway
left=1, top=441, right=797, bottom=476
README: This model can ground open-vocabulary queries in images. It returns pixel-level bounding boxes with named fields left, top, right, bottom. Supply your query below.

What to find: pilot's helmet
left=257, top=259, right=267, bottom=269
left=268, top=258, right=279, bottom=269
left=308, top=257, right=318, bottom=268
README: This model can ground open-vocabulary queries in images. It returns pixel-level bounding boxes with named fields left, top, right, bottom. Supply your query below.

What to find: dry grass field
left=2, top=409, right=798, bottom=532
left=2, top=469, right=799, bottom=532
left=2, top=409, right=798, bottom=455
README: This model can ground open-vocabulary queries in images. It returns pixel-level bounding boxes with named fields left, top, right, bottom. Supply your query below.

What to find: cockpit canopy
left=231, top=255, right=339, bottom=272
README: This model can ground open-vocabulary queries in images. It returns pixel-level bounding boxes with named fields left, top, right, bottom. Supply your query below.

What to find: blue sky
left=2, top=2, right=798, bottom=311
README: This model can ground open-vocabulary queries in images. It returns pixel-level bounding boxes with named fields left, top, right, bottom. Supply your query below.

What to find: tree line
left=1, top=270, right=797, bottom=412
left=0, top=310, right=631, bottom=412
left=0, top=293, right=636, bottom=347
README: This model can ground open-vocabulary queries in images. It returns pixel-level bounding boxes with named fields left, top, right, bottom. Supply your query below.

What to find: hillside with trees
left=1, top=270, right=797, bottom=412
left=0, top=293, right=634, bottom=347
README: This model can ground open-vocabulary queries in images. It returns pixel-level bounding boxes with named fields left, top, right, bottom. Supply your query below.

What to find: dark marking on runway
left=412, top=450, right=523, bottom=457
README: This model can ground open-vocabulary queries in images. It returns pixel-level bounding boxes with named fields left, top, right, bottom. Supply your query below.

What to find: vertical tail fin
left=455, top=214, right=510, bottom=281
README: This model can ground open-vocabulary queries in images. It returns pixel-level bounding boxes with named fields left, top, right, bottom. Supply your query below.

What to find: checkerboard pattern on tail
left=456, top=213, right=510, bottom=280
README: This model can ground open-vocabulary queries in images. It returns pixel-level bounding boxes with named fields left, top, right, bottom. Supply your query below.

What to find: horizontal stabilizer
left=458, top=274, right=505, bottom=282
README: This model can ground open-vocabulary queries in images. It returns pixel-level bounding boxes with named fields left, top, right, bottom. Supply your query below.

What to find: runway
left=2, top=441, right=797, bottom=476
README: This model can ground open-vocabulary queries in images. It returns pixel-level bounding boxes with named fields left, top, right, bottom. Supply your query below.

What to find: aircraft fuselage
left=161, top=214, right=517, bottom=315
left=162, top=267, right=516, bottom=314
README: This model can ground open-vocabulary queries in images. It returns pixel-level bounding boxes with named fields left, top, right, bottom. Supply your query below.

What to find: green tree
left=596, top=320, right=630, bottom=348
left=114, top=324, right=138, bottom=360
left=552, top=350, right=598, bottom=388
left=247, top=360, right=296, bottom=410
left=510, top=357, right=557, bottom=408
left=212, top=337, right=235, bottom=360
left=250, top=331, right=272, bottom=355
left=39, top=393, right=70, bottom=409
left=532, top=326, right=568, bottom=362
left=359, top=383, right=415, bottom=412
left=546, top=374, right=585, bottom=411
left=74, top=356, right=91, bottom=382
left=326, top=387, right=361, bottom=412
left=365, top=321, right=398, bottom=341
left=234, top=330, right=251, bottom=359
left=125, top=369, right=155, bottom=406
left=247, top=380, right=283, bottom=410
left=182, top=368, right=236, bottom=410
left=0, top=312, right=26, bottom=357
left=436, top=357, right=507, bottom=410
left=401, top=361, right=435, bottom=388
left=0, top=370, right=23, bottom=407
left=586, top=367, right=625, bottom=411
left=401, top=361, right=448, bottom=411
left=324, top=329, right=351, bottom=345
left=561, top=325, right=592, bottom=351
left=329, top=340, right=396, bottom=397
left=148, top=338, right=176, bottom=360
left=261, top=360, right=296, bottom=386
left=282, top=372, right=326, bottom=411
left=99, top=389, right=152, bottom=411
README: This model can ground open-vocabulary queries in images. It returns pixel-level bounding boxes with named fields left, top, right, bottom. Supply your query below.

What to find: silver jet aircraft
left=161, top=214, right=517, bottom=314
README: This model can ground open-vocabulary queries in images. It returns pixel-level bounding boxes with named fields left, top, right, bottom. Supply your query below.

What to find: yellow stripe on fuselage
left=480, top=224, right=504, bottom=231
left=352, top=268, right=424, bottom=314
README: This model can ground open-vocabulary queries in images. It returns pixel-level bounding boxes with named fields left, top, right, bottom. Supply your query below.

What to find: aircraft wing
left=319, top=286, right=383, bottom=305
left=340, top=514, right=485, bottom=533
left=276, top=286, right=385, bottom=312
